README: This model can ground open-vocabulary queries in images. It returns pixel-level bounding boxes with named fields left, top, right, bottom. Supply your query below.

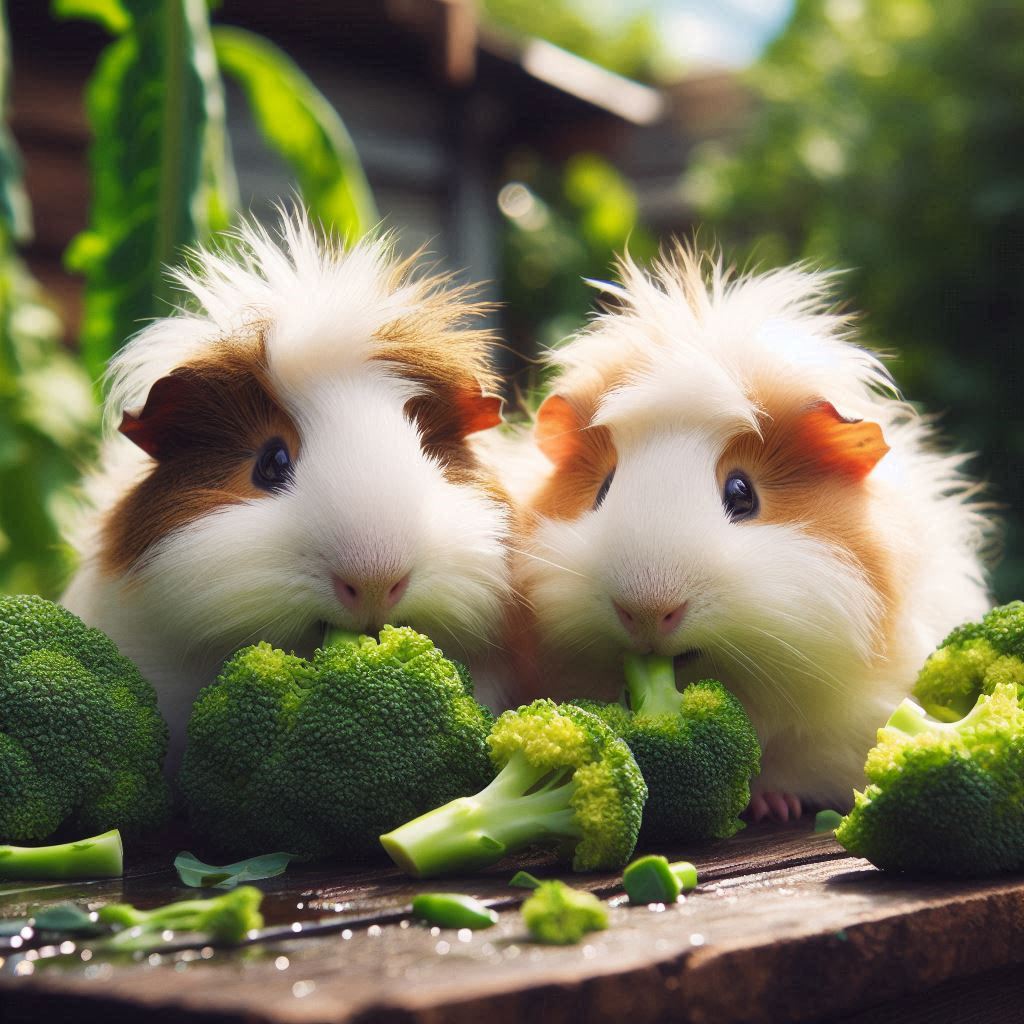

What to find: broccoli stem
left=380, top=751, right=582, bottom=877
left=323, top=628, right=362, bottom=650
left=887, top=695, right=991, bottom=737
left=0, top=829, right=123, bottom=880
left=624, top=653, right=683, bottom=717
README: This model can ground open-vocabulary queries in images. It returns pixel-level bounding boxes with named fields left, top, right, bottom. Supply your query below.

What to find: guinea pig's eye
left=722, top=471, right=758, bottom=521
left=253, top=438, right=293, bottom=492
left=594, top=469, right=615, bottom=510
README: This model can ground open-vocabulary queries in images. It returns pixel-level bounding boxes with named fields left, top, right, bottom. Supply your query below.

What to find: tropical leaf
left=174, top=851, right=294, bottom=890
left=213, top=26, right=377, bottom=239
left=57, top=0, right=234, bottom=378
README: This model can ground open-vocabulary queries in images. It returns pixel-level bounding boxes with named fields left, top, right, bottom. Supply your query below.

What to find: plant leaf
left=213, top=26, right=377, bottom=238
left=51, top=0, right=131, bottom=34
left=174, top=851, right=294, bottom=889
left=63, top=0, right=232, bottom=378
left=33, top=903, right=104, bottom=934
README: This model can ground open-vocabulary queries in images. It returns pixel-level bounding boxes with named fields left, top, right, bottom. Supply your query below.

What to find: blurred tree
left=498, top=151, right=656, bottom=395
left=688, top=0, right=1024, bottom=600
left=480, top=0, right=663, bottom=81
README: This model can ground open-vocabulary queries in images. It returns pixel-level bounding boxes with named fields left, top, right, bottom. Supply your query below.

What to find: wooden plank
left=1, top=825, right=1022, bottom=1023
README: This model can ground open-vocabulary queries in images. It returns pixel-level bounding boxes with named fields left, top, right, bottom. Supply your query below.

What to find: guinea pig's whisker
left=506, top=547, right=593, bottom=582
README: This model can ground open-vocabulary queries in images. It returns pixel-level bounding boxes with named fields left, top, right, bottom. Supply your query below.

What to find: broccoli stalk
left=381, top=751, right=581, bottom=876
left=624, top=653, right=682, bottom=716
left=0, top=829, right=123, bottom=880
left=381, top=700, right=647, bottom=877
left=98, top=886, right=264, bottom=950
left=885, top=694, right=991, bottom=737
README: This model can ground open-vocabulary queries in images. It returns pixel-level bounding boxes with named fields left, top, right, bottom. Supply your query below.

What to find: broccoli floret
left=98, top=886, right=264, bottom=949
left=0, top=595, right=171, bottom=844
left=0, top=828, right=123, bottom=880
left=179, top=626, right=495, bottom=860
left=577, top=654, right=760, bottom=843
left=913, top=601, right=1024, bottom=721
left=521, top=880, right=608, bottom=944
left=380, top=700, right=647, bottom=876
left=835, top=683, right=1024, bottom=876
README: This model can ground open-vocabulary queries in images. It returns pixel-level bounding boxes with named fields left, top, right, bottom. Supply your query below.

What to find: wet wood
left=0, top=821, right=1022, bottom=1023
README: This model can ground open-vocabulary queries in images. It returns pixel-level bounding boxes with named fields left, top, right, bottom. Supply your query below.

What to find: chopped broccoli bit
left=521, top=880, right=608, bottom=944
left=509, top=870, right=543, bottom=890
left=180, top=626, right=494, bottom=860
left=623, top=855, right=698, bottom=904
left=576, top=653, right=760, bottom=843
left=913, top=601, right=1024, bottom=720
left=814, top=810, right=843, bottom=833
left=411, top=893, right=497, bottom=929
left=380, top=700, right=647, bottom=877
left=0, top=829, right=123, bottom=880
left=0, top=595, right=171, bottom=843
left=835, top=683, right=1024, bottom=876
left=98, top=886, right=264, bottom=950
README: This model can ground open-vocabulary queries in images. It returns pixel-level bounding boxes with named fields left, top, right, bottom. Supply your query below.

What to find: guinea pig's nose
left=333, top=572, right=411, bottom=615
left=613, top=598, right=688, bottom=640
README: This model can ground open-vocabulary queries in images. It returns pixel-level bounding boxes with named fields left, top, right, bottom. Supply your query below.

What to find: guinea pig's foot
left=747, top=791, right=802, bottom=824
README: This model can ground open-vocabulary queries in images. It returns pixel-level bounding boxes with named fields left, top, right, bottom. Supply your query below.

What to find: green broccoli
left=835, top=683, right=1024, bottom=876
left=98, top=885, right=264, bottom=950
left=913, top=601, right=1024, bottom=721
left=379, top=699, right=647, bottom=876
left=576, top=653, right=761, bottom=843
left=0, top=828, right=123, bottom=880
left=179, top=626, right=495, bottom=860
left=521, top=880, right=608, bottom=944
left=0, top=595, right=171, bottom=844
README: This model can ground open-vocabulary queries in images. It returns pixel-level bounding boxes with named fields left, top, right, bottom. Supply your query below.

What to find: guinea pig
left=62, top=212, right=513, bottom=771
left=513, top=246, right=995, bottom=819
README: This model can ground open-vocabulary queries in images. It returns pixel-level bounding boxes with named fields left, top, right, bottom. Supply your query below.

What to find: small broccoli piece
left=98, top=886, right=264, bottom=949
left=622, top=855, right=697, bottom=904
left=0, top=829, right=123, bottom=880
left=913, top=601, right=1024, bottom=721
left=179, top=626, right=495, bottom=860
left=380, top=700, right=647, bottom=876
left=521, top=880, right=608, bottom=944
left=0, top=596, right=171, bottom=844
left=835, top=683, right=1024, bottom=876
left=577, top=654, right=760, bottom=843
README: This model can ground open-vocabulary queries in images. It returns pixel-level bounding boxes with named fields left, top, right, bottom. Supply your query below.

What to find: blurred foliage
left=0, top=0, right=99, bottom=596
left=687, top=0, right=1024, bottom=600
left=480, top=0, right=663, bottom=81
left=498, top=152, right=655, bottom=395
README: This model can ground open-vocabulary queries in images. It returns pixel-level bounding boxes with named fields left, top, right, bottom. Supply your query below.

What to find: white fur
left=64, top=214, right=511, bottom=770
left=519, top=252, right=993, bottom=809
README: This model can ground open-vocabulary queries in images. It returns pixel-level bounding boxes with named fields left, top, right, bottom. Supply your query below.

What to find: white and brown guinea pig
left=514, top=246, right=995, bottom=818
left=62, top=212, right=513, bottom=770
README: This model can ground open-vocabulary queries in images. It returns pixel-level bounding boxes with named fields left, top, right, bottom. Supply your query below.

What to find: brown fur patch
left=102, top=332, right=300, bottom=576
left=718, top=396, right=897, bottom=655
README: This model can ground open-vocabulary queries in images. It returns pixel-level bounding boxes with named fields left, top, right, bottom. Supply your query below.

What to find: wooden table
left=1, top=821, right=1022, bottom=1023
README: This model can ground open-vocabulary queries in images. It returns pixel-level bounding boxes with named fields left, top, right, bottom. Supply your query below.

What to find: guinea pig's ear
left=796, top=400, right=889, bottom=480
left=455, top=391, right=503, bottom=436
left=535, top=394, right=584, bottom=465
left=118, top=373, right=205, bottom=460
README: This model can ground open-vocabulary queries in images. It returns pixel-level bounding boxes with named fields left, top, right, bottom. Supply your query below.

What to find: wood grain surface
left=1, top=821, right=1022, bottom=1024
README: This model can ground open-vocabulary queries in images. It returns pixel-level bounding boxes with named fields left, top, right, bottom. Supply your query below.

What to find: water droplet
left=292, top=980, right=316, bottom=999
left=690, top=933, right=705, bottom=946
left=341, top=929, right=353, bottom=940
left=80, top=949, right=93, bottom=962
left=9, top=937, right=22, bottom=949
left=200, top=946, right=214, bottom=959
left=161, top=930, right=174, bottom=941
left=435, top=940, right=451, bottom=955
left=14, top=961, right=34, bottom=976
left=399, top=920, right=410, bottom=929
left=275, top=956, right=290, bottom=971
left=367, top=924, right=382, bottom=938
left=430, top=926, right=440, bottom=937
left=296, top=902, right=304, bottom=910
left=59, top=941, right=75, bottom=955
left=647, top=903, right=666, bottom=913
left=147, top=953, right=162, bottom=967
left=582, top=945, right=596, bottom=959
left=457, top=929, right=472, bottom=943
left=291, top=922, right=303, bottom=933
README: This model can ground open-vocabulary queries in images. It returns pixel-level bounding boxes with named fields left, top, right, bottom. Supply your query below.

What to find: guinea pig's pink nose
left=332, top=572, right=411, bottom=614
left=613, top=598, right=688, bottom=640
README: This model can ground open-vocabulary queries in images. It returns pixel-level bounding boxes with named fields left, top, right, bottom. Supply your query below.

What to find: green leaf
left=174, top=851, right=294, bottom=889
left=67, top=0, right=233, bottom=378
left=213, top=26, right=377, bottom=238
left=33, top=903, right=104, bottom=934
left=51, top=0, right=131, bottom=34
